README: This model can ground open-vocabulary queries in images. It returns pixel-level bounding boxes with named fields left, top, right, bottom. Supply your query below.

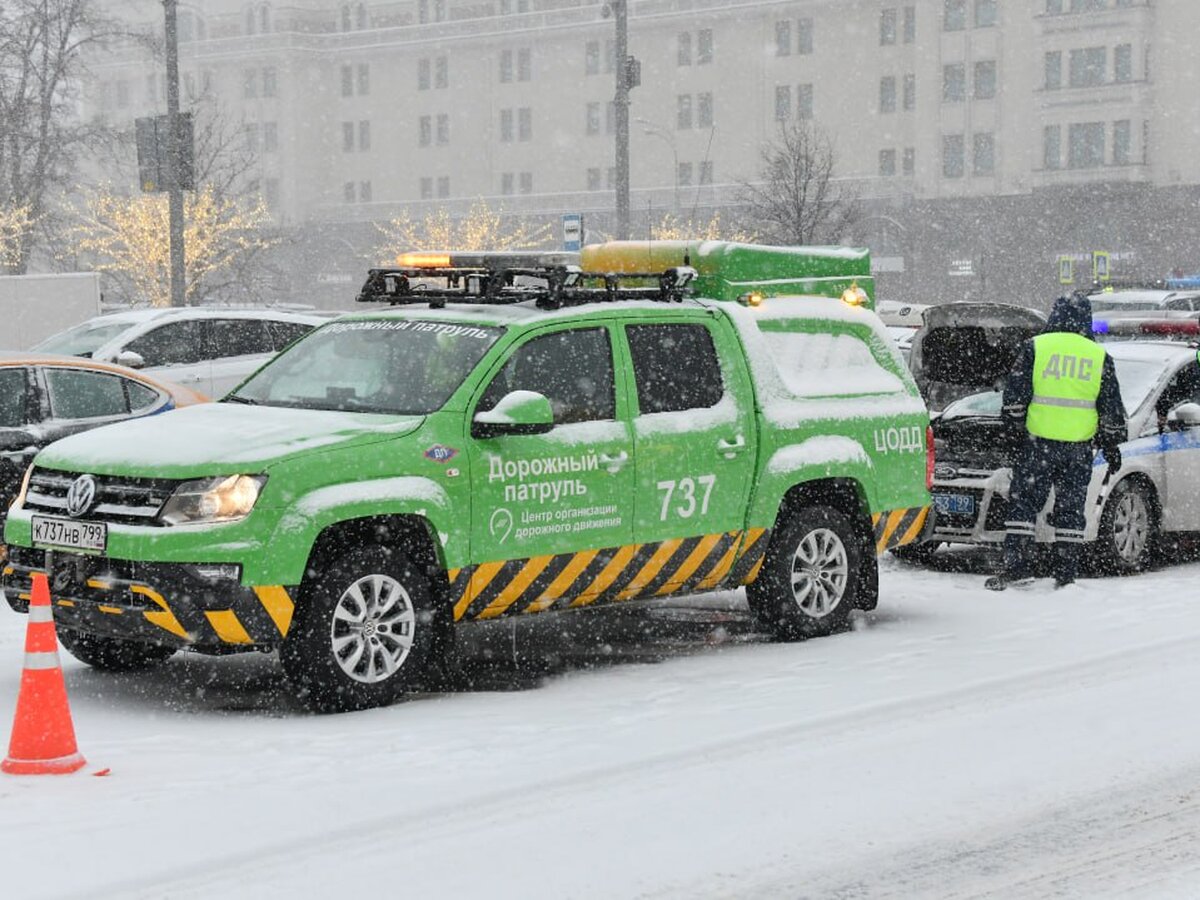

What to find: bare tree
left=741, top=119, right=861, bottom=246
left=0, top=0, right=112, bottom=273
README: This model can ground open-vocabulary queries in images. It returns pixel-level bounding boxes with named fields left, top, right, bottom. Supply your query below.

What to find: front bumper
left=2, top=547, right=296, bottom=651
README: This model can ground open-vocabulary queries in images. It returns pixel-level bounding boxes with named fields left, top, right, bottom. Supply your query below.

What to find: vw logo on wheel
left=65, top=474, right=97, bottom=518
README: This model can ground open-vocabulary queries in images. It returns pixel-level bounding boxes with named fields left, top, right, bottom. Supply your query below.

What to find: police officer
left=985, top=292, right=1126, bottom=591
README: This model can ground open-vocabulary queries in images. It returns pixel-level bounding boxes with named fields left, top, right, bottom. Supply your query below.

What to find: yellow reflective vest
left=1026, top=332, right=1107, bottom=442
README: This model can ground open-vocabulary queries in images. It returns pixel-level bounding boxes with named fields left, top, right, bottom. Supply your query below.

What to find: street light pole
left=163, top=0, right=186, bottom=307
left=612, top=0, right=630, bottom=240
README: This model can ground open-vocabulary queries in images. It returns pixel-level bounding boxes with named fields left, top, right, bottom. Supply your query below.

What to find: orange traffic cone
left=2, top=572, right=86, bottom=775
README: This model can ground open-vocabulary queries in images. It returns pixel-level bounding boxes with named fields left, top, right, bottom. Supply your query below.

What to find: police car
left=927, top=339, right=1200, bottom=572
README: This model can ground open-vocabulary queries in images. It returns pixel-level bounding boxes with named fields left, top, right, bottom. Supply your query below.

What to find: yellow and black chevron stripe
left=448, top=528, right=770, bottom=622
left=871, top=506, right=930, bottom=554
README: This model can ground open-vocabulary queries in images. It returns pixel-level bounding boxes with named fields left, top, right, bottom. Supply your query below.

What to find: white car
left=1089, top=287, right=1200, bottom=316
left=32, top=308, right=328, bottom=397
left=927, top=340, right=1200, bottom=573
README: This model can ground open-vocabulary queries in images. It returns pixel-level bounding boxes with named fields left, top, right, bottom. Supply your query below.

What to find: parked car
left=0, top=354, right=207, bottom=538
left=876, top=300, right=929, bottom=364
left=908, top=302, right=1045, bottom=413
left=926, top=340, right=1200, bottom=573
left=32, top=307, right=327, bottom=398
left=1088, top=286, right=1200, bottom=315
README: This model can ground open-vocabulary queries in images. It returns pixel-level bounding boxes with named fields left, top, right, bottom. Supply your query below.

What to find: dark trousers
left=1004, top=436, right=1094, bottom=582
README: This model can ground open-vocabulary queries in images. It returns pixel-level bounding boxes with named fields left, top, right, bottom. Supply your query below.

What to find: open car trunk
left=910, top=302, right=1045, bottom=412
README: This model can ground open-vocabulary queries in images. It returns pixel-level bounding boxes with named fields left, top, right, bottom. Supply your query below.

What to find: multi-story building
left=85, top=0, right=1199, bottom=306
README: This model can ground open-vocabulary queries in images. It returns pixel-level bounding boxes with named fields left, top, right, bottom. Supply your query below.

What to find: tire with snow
left=1092, top=478, right=1157, bottom=574
left=747, top=505, right=862, bottom=641
left=56, top=627, right=175, bottom=672
left=281, top=545, right=438, bottom=713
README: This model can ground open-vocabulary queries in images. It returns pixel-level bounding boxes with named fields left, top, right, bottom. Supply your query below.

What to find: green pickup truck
left=3, top=242, right=931, bottom=711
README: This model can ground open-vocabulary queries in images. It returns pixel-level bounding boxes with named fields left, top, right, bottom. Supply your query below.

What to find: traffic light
left=135, top=113, right=195, bottom=193
left=624, top=55, right=641, bottom=89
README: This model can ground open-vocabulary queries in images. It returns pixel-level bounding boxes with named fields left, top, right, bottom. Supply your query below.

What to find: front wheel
left=57, top=627, right=176, bottom=672
left=1091, top=478, right=1157, bottom=574
left=747, top=506, right=862, bottom=641
left=281, top=546, right=440, bottom=713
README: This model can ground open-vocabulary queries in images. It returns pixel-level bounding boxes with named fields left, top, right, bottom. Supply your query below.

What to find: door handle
left=717, top=435, right=747, bottom=457
left=598, top=451, right=629, bottom=472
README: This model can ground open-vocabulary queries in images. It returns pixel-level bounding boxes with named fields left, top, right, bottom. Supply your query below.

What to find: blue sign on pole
left=562, top=213, right=583, bottom=251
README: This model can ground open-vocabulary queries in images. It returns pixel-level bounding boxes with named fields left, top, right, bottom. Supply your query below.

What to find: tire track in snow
left=73, top=630, right=1200, bottom=900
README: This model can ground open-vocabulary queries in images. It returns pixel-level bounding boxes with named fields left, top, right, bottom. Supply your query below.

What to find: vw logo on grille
left=933, top=463, right=957, bottom=480
left=65, top=474, right=97, bottom=518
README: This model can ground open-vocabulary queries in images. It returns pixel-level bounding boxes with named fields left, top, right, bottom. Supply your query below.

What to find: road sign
left=1058, top=256, right=1074, bottom=285
left=562, top=213, right=583, bottom=251
left=1093, top=251, right=1111, bottom=283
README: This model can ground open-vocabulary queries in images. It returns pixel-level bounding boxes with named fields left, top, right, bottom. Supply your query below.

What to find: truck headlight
left=160, top=475, right=266, bottom=526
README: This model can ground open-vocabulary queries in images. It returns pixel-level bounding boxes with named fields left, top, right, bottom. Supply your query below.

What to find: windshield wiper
left=224, top=395, right=259, bottom=405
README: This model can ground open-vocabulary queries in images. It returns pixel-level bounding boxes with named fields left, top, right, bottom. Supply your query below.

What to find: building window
left=262, top=67, right=277, bottom=98
left=903, top=5, right=916, bottom=42
left=1068, top=121, right=1105, bottom=168
left=437, top=176, right=450, bottom=198
left=436, top=114, right=449, bottom=145
left=881, top=8, right=897, bottom=45
left=942, top=133, right=965, bottom=178
left=518, top=107, right=532, bottom=141
left=606, top=101, right=616, bottom=134
left=775, top=20, right=791, bottom=57
left=418, top=59, right=430, bottom=90
left=974, top=0, right=997, bottom=27
left=974, top=61, right=996, bottom=99
left=697, top=92, right=713, bottom=128
left=586, top=101, right=600, bottom=135
left=797, top=18, right=813, bottom=54
left=517, top=48, right=532, bottom=81
left=677, top=94, right=693, bottom=129
left=1114, top=44, right=1132, bottom=82
left=500, top=49, right=513, bottom=83
left=342, top=121, right=354, bottom=152
left=1046, top=0, right=1063, bottom=12
left=697, top=29, right=713, bottom=64
left=973, top=132, right=995, bottom=175
left=678, top=162, right=693, bottom=187
left=358, top=120, right=370, bottom=151
left=797, top=83, right=813, bottom=119
left=1043, top=125, right=1061, bottom=169
left=774, top=85, right=791, bottom=121
left=699, top=161, right=713, bottom=184
left=943, top=64, right=966, bottom=102
left=606, top=167, right=616, bottom=189
left=435, top=57, right=448, bottom=89
left=500, top=108, right=513, bottom=142
left=343, top=181, right=355, bottom=203
left=359, top=180, right=371, bottom=202
left=1112, top=119, right=1131, bottom=165
left=943, top=0, right=966, bottom=31
left=244, top=123, right=259, bottom=151
left=243, top=68, right=257, bottom=99
left=1044, top=51, right=1062, bottom=90
left=264, top=178, right=279, bottom=207
left=587, top=168, right=601, bottom=191
left=1070, top=0, right=1106, bottom=9
left=586, top=40, right=600, bottom=75
left=605, top=39, right=616, bottom=73
left=519, top=172, right=533, bottom=194
left=880, top=149, right=896, bottom=176
left=880, top=76, right=896, bottom=113
left=420, top=177, right=433, bottom=199
left=903, top=147, right=915, bottom=175
left=903, top=73, right=916, bottom=110
left=501, top=172, right=514, bottom=195
left=419, top=115, right=431, bottom=147
left=678, top=32, right=692, bottom=66
left=356, top=64, right=369, bottom=95
left=1069, top=47, right=1106, bottom=87
left=263, top=121, right=278, bottom=152
left=341, top=65, right=353, bottom=97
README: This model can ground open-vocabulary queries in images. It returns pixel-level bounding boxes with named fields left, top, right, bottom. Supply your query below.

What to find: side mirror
left=115, top=350, right=146, bottom=369
left=472, top=390, right=554, bottom=438
left=1168, top=402, right=1200, bottom=428
left=0, top=428, right=38, bottom=460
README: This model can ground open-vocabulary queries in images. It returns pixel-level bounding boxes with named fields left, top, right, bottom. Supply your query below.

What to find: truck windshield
left=34, top=320, right=131, bottom=357
left=228, top=319, right=504, bottom=414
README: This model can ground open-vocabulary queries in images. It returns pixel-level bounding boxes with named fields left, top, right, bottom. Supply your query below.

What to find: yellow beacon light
left=840, top=284, right=868, bottom=307
left=738, top=291, right=765, bottom=308
left=397, top=252, right=452, bottom=267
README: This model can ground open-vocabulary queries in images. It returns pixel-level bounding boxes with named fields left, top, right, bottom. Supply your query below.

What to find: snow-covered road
left=2, top=550, right=1199, bottom=899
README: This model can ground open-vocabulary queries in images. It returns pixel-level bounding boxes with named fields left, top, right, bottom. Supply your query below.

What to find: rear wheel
left=1092, top=478, right=1157, bottom=574
left=56, top=627, right=176, bottom=672
left=281, top=546, right=440, bottom=713
left=747, top=506, right=862, bottom=640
